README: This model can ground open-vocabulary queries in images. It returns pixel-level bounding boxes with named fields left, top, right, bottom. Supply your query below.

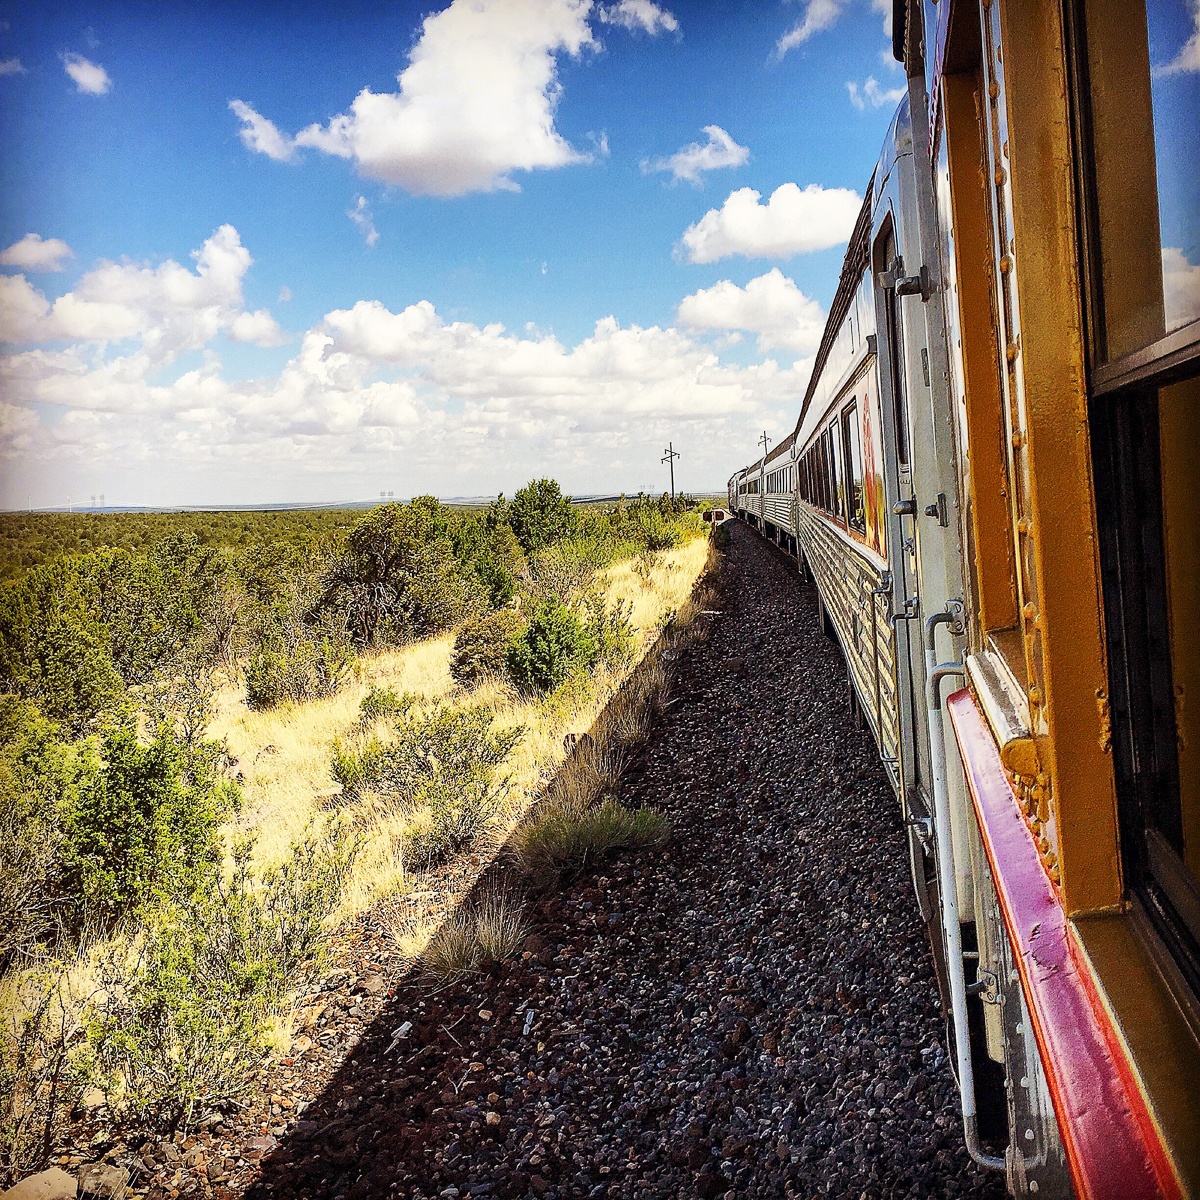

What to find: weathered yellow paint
left=997, top=0, right=1121, bottom=914
left=1159, top=375, right=1200, bottom=878
left=941, top=69, right=1019, bottom=637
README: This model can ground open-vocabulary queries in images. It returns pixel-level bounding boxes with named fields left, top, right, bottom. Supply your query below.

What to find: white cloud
left=278, top=285, right=293, bottom=302
left=61, top=52, right=110, bottom=95
left=777, top=0, right=891, bottom=57
left=1158, top=0, right=1200, bottom=74
left=229, top=99, right=296, bottom=162
left=677, top=268, right=825, bottom=354
left=596, top=0, right=679, bottom=35
left=846, top=76, right=906, bottom=110
left=269, top=0, right=598, bottom=197
left=0, top=274, right=52, bottom=344
left=1162, top=246, right=1200, bottom=331
left=1, top=231, right=814, bottom=498
left=230, top=309, right=288, bottom=346
left=678, top=182, right=862, bottom=263
left=0, top=225, right=284, bottom=356
left=0, top=234, right=73, bottom=272
left=347, top=195, right=379, bottom=247
left=0, top=57, right=26, bottom=76
left=643, top=125, right=749, bottom=186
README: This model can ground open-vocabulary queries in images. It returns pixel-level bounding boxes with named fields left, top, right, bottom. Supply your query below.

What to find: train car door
left=874, top=218, right=939, bottom=915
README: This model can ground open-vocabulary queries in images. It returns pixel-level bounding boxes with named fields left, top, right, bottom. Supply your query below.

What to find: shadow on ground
left=241, top=522, right=1005, bottom=1200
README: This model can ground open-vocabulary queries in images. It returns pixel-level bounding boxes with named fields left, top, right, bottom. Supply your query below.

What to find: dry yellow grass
left=206, top=534, right=710, bottom=925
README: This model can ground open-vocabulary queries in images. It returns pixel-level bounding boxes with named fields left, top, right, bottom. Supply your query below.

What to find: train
left=730, top=1, right=1200, bottom=1196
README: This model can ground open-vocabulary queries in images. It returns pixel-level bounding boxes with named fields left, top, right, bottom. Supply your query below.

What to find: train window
left=829, top=424, right=846, bottom=521
left=1073, top=0, right=1200, bottom=373
left=1071, top=0, right=1200, bottom=988
left=841, top=401, right=866, bottom=533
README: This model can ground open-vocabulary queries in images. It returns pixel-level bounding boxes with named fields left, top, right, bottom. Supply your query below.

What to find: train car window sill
left=1071, top=907, right=1200, bottom=1190
left=966, top=650, right=1034, bottom=772
left=983, top=628, right=1029, bottom=693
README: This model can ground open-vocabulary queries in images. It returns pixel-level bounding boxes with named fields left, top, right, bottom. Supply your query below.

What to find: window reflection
left=1148, top=0, right=1200, bottom=336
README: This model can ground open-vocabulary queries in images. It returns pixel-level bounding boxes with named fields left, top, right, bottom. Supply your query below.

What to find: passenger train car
left=731, top=1, right=1200, bottom=1195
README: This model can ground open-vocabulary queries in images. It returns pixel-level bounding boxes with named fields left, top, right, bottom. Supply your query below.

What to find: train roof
left=793, top=172, right=876, bottom=441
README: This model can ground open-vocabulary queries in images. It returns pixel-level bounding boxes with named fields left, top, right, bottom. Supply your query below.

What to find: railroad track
left=243, top=522, right=1004, bottom=1200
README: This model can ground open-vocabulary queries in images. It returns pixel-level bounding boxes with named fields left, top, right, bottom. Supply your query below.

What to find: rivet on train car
left=1000, top=254, right=1013, bottom=274
left=1002, top=140, right=1009, bottom=159
left=994, top=167, right=1007, bottom=186
left=1028, top=686, right=1043, bottom=707
left=1011, top=430, right=1025, bottom=448
left=1022, top=602, right=1036, bottom=623
left=1017, top=517, right=1031, bottom=535
left=988, top=80, right=999, bottom=99
left=1006, top=340, right=1019, bottom=362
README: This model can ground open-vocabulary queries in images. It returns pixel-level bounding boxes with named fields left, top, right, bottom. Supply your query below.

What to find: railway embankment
left=139, top=521, right=1003, bottom=1199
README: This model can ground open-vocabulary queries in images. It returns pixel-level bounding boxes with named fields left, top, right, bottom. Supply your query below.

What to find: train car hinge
left=878, top=255, right=933, bottom=301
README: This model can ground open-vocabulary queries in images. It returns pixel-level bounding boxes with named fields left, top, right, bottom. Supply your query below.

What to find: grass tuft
left=509, top=796, right=668, bottom=888
left=420, top=888, right=529, bottom=979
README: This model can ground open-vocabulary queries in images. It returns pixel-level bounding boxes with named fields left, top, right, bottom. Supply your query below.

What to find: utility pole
left=661, top=441, right=680, bottom=501
left=759, top=430, right=771, bottom=458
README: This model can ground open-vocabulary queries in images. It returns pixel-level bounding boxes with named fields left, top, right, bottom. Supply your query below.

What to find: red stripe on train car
left=946, top=689, right=1182, bottom=1200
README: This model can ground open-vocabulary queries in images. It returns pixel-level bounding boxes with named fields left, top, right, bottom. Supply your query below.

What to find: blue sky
left=1, top=0, right=914, bottom=507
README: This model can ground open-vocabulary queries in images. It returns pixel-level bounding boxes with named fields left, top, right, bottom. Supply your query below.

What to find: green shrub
left=87, top=826, right=353, bottom=1128
left=358, top=685, right=415, bottom=725
left=0, top=560, right=124, bottom=730
left=510, top=796, right=668, bottom=887
left=59, top=718, right=238, bottom=927
left=331, top=703, right=521, bottom=865
left=507, top=601, right=597, bottom=693
left=507, top=479, right=579, bottom=554
left=450, top=609, right=525, bottom=686
left=582, top=593, right=636, bottom=670
left=244, top=629, right=356, bottom=710
left=315, top=498, right=483, bottom=648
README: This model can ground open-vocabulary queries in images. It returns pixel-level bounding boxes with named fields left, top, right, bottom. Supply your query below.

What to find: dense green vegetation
left=0, top=482, right=701, bottom=1173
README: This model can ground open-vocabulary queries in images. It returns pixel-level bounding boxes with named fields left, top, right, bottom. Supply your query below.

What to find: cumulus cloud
left=643, top=125, right=749, bottom=186
left=1157, top=0, right=1200, bottom=74
left=596, top=0, right=679, bottom=34
left=0, top=234, right=73, bottom=271
left=1163, top=246, right=1200, bottom=331
left=232, top=0, right=594, bottom=197
left=230, top=309, right=288, bottom=346
left=229, top=99, right=296, bottom=162
left=347, top=195, right=379, bottom=246
left=677, top=268, right=825, bottom=354
left=0, top=225, right=284, bottom=356
left=777, top=0, right=890, bottom=57
left=846, top=76, right=906, bottom=110
left=678, top=182, right=861, bottom=263
left=61, top=52, right=110, bottom=94
left=1, top=232, right=810, bottom=498
left=0, top=57, right=26, bottom=75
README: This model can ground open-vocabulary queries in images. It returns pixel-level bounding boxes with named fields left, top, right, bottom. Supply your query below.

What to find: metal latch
left=892, top=498, right=917, bottom=516
left=923, top=492, right=948, bottom=526
left=878, top=255, right=933, bottom=301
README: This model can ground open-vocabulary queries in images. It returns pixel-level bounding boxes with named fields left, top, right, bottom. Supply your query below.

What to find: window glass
left=842, top=402, right=866, bottom=532
left=1148, top=0, right=1200, bottom=337
left=1084, top=0, right=1200, bottom=360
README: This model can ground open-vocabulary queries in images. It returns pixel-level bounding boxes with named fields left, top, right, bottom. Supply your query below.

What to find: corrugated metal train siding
left=797, top=505, right=900, bottom=768
left=763, top=495, right=795, bottom=534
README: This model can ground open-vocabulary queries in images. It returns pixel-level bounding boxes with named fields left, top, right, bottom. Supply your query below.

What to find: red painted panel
left=946, top=689, right=1182, bottom=1200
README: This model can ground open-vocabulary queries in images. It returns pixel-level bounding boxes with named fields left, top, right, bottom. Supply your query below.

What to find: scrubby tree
left=507, top=479, right=578, bottom=555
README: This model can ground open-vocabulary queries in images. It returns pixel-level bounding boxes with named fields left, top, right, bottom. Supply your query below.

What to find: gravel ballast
left=128, top=521, right=1007, bottom=1199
